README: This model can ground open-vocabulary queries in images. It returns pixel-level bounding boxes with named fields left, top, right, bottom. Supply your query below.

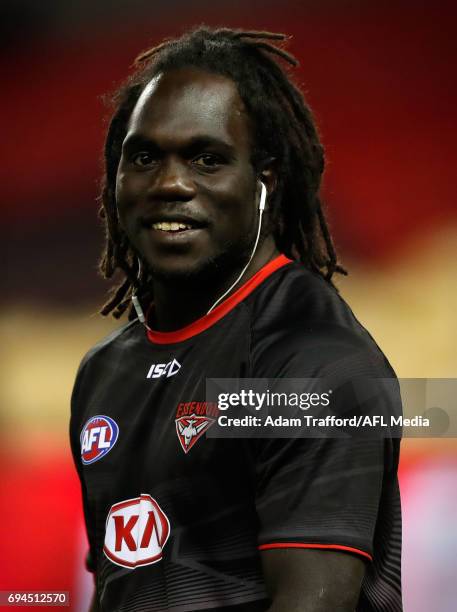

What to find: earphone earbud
left=259, top=181, right=267, bottom=211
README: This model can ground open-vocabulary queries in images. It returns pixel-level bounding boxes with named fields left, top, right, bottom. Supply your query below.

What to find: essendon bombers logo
left=176, top=417, right=213, bottom=454
left=104, top=494, right=170, bottom=568
left=80, top=415, right=119, bottom=464
left=175, top=401, right=219, bottom=454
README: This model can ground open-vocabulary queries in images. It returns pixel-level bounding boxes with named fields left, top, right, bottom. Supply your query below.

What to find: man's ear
left=259, top=157, right=278, bottom=197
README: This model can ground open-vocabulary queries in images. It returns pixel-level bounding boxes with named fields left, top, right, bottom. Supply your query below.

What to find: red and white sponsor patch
left=175, top=415, right=215, bottom=454
left=104, top=494, right=170, bottom=568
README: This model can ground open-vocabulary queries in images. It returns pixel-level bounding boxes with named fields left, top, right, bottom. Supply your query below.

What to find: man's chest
left=78, top=322, right=251, bottom=469
left=70, top=315, right=275, bottom=610
left=76, top=323, right=258, bottom=558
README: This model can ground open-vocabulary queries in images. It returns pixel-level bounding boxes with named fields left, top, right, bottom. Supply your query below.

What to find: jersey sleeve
left=254, top=436, right=393, bottom=561
left=251, top=324, right=402, bottom=563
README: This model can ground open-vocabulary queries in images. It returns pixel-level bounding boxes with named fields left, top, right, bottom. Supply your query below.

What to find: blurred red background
left=1, top=1, right=456, bottom=610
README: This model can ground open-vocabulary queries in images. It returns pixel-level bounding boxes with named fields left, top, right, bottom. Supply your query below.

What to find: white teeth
left=151, top=221, right=192, bottom=231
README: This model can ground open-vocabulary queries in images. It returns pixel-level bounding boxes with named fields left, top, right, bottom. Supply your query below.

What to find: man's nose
left=148, top=157, right=196, bottom=201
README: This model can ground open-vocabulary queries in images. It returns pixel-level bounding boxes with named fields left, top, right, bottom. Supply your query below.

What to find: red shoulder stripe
left=258, top=542, right=372, bottom=561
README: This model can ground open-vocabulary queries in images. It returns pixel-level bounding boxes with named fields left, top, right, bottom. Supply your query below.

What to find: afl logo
left=80, top=415, right=119, bottom=465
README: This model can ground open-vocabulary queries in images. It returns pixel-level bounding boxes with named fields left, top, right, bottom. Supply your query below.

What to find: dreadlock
left=98, top=26, right=347, bottom=319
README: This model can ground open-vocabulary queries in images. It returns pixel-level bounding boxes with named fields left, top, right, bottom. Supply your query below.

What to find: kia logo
left=104, top=494, right=170, bottom=568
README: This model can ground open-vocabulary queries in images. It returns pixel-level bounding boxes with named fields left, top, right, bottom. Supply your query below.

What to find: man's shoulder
left=76, top=318, right=140, bottom=374
left=249, top=261, right=395, bottom=377
left=250, top=261, right=362, bottom=337
left=71, top=319, right=142, bottom=415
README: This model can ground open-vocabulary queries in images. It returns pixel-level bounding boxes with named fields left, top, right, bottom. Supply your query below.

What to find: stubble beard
left=146, top=232, right=255, bottom=290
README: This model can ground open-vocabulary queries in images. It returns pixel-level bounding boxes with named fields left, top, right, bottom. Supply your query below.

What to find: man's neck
left=150, top=237, right=279, bottom=332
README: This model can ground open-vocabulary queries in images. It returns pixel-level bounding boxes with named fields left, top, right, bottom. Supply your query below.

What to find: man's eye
left=193, top=154, right=222, bottom=167
left=131, top=152, right=156, bottom=167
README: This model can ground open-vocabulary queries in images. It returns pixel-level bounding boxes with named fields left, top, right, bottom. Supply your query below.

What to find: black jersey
left=70, top=255, right=402, bottom=611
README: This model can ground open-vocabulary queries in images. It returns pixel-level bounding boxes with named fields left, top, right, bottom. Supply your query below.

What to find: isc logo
left=104, top=494, right=170, bottom=568
left=80, top=415, right=119, bottom=465
left=146, top=358, right=181, bottom=379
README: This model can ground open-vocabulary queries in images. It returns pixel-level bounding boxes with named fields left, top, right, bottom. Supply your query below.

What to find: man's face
left=116, top=67, right=260, bottom=283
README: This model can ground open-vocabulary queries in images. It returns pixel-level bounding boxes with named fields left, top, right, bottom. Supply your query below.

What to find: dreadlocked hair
left=98, top=26, right=347, bottom=319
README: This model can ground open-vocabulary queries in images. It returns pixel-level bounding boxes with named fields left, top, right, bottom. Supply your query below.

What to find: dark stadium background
left=1, top=1, right=456, bottom=610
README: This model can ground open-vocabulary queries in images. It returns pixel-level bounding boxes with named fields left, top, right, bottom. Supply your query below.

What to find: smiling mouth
left=151, top=221, right=196, bottom=233
left=141, top=214, right=208, bottom=235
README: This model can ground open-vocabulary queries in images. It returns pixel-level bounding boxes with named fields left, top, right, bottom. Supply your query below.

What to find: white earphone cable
left=206, top=182, right=267, bottom=314
left=131, top=259, right=152, bottom=329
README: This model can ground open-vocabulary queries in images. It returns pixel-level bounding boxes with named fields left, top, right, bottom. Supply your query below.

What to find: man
left=71, top=27, right=402, bottom=611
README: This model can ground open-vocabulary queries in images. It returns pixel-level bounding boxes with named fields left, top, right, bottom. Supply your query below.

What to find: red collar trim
left=146, top=254, right=292, bottom=345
